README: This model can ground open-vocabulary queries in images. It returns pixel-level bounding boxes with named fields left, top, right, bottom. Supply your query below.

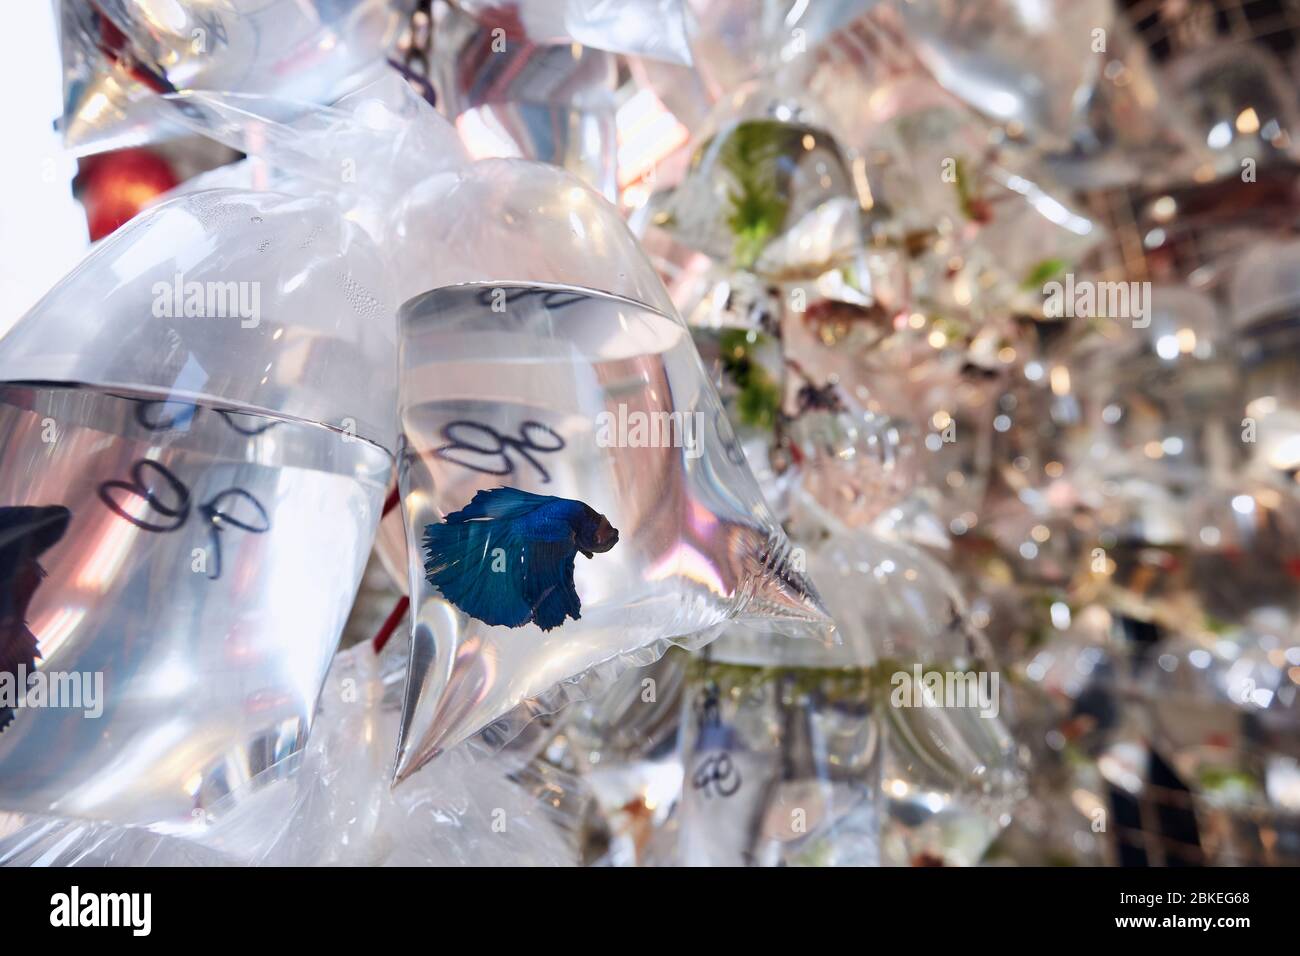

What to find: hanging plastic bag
left=433, top=2, right=620, bottom=198
left=676, top=654, right=881, bottom=866
left=57, top=0, right=408, bottom=154
left=0, top=641, right=583, bottom=864
left=158, top=72, right=835, bottom=778
left=648, top=87, right=869, bottom=274
left=157, top=70, right=469, bottom=243
left=684, top=0, right=878, bottom=97
left=390, top=158, right=834, bottom=778
left=0, top=188, right=395, bottom=829
left=679, top=520, right=1025, bottom=866
left=452, top=0, right=693, bottom=66
left=393, top=278, right=834, bottom=776
left=896, top=0, right=1109, bottom=152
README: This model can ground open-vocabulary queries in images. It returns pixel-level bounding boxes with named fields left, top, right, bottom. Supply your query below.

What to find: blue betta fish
left=423, top=487, right=618, bottom=632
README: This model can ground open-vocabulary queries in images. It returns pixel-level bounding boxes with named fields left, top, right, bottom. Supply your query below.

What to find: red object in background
left=79, top=149, right=179, bottom=241
left=371, top=595, right=410, bottom=655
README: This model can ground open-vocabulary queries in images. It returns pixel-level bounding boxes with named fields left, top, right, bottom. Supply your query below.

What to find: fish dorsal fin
left=446, top=487, right=558, bottom=524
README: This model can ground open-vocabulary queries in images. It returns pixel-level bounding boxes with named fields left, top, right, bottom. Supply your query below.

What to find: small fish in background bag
left=391, top=159, right=835, bottom=779
left=0, top=188, right=396, bottom=830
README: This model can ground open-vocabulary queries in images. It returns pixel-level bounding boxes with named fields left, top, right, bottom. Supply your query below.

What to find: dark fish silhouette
left=423, top=487, right=618, bottom=632
left=0, top=505, right=71, bottom=732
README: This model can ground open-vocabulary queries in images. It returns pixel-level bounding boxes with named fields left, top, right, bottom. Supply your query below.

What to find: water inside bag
left=0, top=382, right=390, bottom=829
left=394, top=282, right=832, bottom=772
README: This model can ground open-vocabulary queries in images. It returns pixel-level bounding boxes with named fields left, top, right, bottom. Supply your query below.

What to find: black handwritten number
left=97, top=460, right=270, bottom=581
left=132, top=400, right=280, bottom=437
left=474, top=286, right=586, bottom=312
left=198, top=489, right=270, bottom=580
left=134, top=400, right=200, bottom=432
left=690, top=682, right=742, bottom=797
left=436, top=420, right=565, bottom=483
left=692, top=753, right=742, bottom=798
left=215, top=409, right=279, bottom=436
left=99, top=460, right=190, bottom=533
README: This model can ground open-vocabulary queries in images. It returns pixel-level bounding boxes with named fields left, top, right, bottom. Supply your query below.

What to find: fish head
left=0, top=505, right=71, bottom=621
left=574, top=506, right=619, bottom=558
left=0, top=505, right=72, bottom=568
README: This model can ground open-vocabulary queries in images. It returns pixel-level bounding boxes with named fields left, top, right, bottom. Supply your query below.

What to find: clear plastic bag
left=126, top=70, right=836, bottom=789
left=685, top=0, right=877, bottom=96
left=161, top=71, right=469, bottom=244
left=433, top=3, right=620, bottom=198
left=0, top=189, right=395, bottom=829
left=0, top=643, right=582, bottom=865
left=896, top=0, right=1109, bottom=152
left=676, top=655, right=881, bottom=866
left=57, top=0, right=407, bottom=154
left=454, top=0, right=693, bottom=65
left=393, top=276, right=834, bottom=777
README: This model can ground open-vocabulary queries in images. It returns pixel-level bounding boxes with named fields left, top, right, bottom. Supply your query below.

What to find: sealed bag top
left=0, top=189, right=397, bottom=452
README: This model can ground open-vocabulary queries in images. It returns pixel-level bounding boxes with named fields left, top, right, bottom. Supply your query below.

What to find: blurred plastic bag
left=0, top=189, right=394, bottom=830
left=0, top=810, right=239, bottom=866
left=842, top=76, right=1102, bottom=305
left=650, top=91, right=867, bottom=273
left=676, top=654, right=881, bottom=866
left=160, top=70, right=469, bottom=242
left=895, top=0, right=1111, bottom=152
left=1043, top=14, right=1213, bottom=190
left=0, top=643, right=582, bottom=865
left=57, top=0, right=408, bottom=154
left=1231, top=238, right=1300, bottom=482
left=685, top=0, right=879, bottom=97
left=816, top=530, right=1026, bottom=866
left=705, top=523, right=1026, bottom=866
left=453, top=0, right=692, bottom=65
left=433, top=3, right=620, bottom=198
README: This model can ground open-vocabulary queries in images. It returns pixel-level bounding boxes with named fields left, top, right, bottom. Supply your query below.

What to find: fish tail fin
left=423, top=519, right=533, bottom=628
left=524, top=542, right=581, bottom=631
